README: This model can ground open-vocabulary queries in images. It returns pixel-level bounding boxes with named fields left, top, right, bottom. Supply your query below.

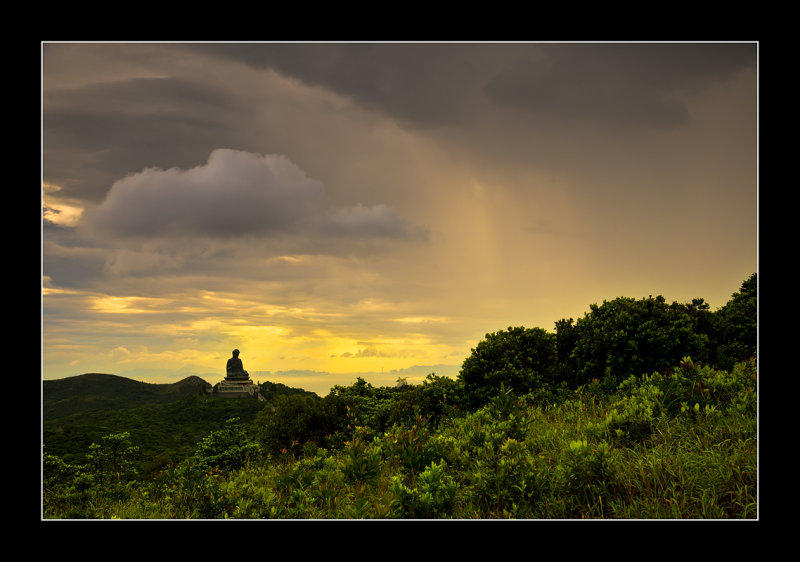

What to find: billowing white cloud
left=84, top=148, right=424, bottom=243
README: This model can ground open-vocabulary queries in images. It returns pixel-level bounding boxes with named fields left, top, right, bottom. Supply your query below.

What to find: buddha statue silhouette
left=225, top=349, right=250, bottom=380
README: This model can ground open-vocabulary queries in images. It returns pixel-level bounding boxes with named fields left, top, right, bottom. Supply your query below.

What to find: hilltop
left=43, top=373, right=214, bottom=420
left=42, top=372, right=314, bottom=470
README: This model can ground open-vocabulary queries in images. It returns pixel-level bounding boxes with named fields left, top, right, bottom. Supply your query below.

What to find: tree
left=192, top=417, right=261, bottom=472
left=554, top=318, right=580, bottom=387
left=570, top=295, right=708, bottom=386
left=254, top=394, right=348, bottom=457
left=712, top=273, right=757, bottom=370
left=415, top=373, right=466, bottom=425
left=86, top=431, right=140, bottom=486
left=458, top=326, right=557, bottom=408
left=371, top=374, right=466, bottom=431
left=680, top=297, right=714, bottom=339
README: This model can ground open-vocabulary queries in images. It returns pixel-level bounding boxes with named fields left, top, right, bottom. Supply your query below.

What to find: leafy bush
left=254, top=394, right=348, bottom=458
left=558, top=439, right=615, bottom=517
left=86, top=431, right=141, bottom=485
left=570, top=295, right=709, bottom=387
left=459, top=326, right=557, bottom=408
left=587, top=356, right=757, bottom=447
left=711, top=273, right=757, bottom=370
left=384, top=415, right=441, bottom=475
left=390, top=460, right=459, bottom=518
left=192, top=418, right=261, bottom=472
left=342, top=434, right=382, bottom=485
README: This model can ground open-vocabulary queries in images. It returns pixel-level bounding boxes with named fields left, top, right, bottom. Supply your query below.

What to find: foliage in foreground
left=43, top=357, right=757, bottom=519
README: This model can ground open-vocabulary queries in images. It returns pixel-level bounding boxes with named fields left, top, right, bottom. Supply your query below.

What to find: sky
left=41, top=42, right=758, bottom=396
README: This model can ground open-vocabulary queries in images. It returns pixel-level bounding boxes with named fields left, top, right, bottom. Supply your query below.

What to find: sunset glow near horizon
left=42, top=42, right=758, bottom=396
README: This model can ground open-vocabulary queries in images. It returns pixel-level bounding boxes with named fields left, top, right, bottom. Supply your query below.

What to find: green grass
left=43, top=358, right=757, bottom=519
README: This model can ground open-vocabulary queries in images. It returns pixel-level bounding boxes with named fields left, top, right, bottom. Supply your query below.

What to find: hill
left=43, top=373, right=214, bottom=419
left=42, top=372, right=316, bottom=471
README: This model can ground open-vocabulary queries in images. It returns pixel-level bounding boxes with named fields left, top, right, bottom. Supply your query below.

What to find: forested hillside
left=42, top=274, right=757, bottom=519
left=44, top=374, right=213, bottom=419
left=43, top=375, right=312, bottom=472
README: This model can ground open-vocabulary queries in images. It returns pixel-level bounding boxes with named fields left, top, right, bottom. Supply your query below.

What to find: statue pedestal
left=215, top=374, right=262, bottom=399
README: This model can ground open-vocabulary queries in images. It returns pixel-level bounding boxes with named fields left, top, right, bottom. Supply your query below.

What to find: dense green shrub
left=570, top=295, right=710, bottom=387
left=711, top=273, right=757, bottom=370
left=459, top=326, right=557, bottom=408
left=253, top=394, right=348, bottom=458
left=192, top=417, right=261, bottom=472
left=586, top=356, right=756, bottom=448
left=43, top=432, right=142, bottom=518
left=43, top=448, right=92, bottom=518
left=384, top=415, right=441, bottom=475
left=86, top=431, right=141, bottom=486
left=557, top=439, right=615, bottom=517
left=385, top=374, right=466, bottom=429
left=389, top=460, right=459, bottom=518
left=342, top=433, right=382, bottom=485
left=554, top=317, right=581, bottom=387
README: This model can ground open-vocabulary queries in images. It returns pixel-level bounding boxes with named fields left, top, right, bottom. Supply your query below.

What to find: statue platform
left=214, top=372, right=263, bottom=399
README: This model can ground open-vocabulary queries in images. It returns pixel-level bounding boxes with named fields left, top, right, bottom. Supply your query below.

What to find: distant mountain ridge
left=43, top=373, right=213, bottom=420
left=42, top=372, right=316, bottom=469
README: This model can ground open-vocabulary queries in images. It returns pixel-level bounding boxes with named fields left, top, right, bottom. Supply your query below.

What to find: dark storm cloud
left=43, top=76, right=259, bottom=203
left=185, top=43, right=486, bottom=127
left=484, top=43, right=757, bottom=128
left=84, top=148, right=425, bottom=241
left=43, top=43, right=757, bottom=212
left=42, top=224, right=108, bottom=289
left=189, top=42, right=756, bottom=131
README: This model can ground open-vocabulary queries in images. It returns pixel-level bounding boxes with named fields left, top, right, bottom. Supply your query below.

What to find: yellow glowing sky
left=42, top=42, right=758, bottom=396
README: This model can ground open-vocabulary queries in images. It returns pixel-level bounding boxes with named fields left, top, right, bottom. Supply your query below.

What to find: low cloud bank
left=84, top=148, right=425, bottom=241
